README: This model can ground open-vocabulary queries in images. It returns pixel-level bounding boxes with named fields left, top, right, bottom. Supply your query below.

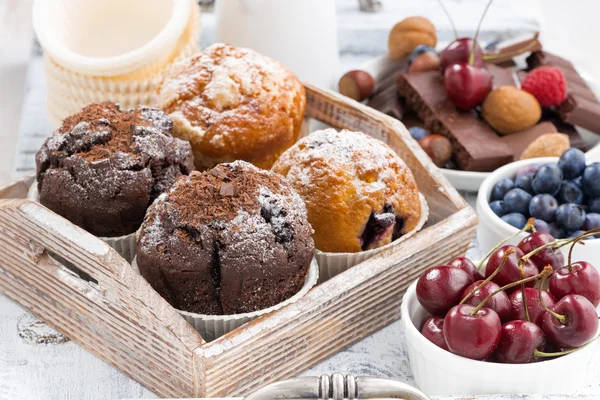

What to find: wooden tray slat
left=0, top=85, right=477, bottom=398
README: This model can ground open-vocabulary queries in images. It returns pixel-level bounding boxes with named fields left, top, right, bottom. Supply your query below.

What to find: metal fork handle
left=245, top=373, right=430, bottom=399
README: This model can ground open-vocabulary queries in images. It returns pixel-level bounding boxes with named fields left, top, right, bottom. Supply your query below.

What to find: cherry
left=443, top=304, right=502, bottom=360
left=421, top=316, right=448, bottom=350
left=541, top=294, right=599, bottom=349
left=439, top=38, right=484, bottom=72
left=549, top=261, right=600, bottom=307
left=508, top=287, right=556, bottom=325
left=485, top=245, right=538, bottom=289
left=416, top=265, right=472, bottom=316
left=449, top=256, right=483, bottom=282
left=494, top=320, right=546, bottom=364
left=460, top=280, right=511, bottom=321
left=517, top=231, right=564, bottom=271
left=444, top=63, right=493, bottom=110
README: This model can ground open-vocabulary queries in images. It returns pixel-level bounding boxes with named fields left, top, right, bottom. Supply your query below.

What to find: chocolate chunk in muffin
left=136, top=161, right=315, bottom=315
left=36, top=102, right=194, bottom=237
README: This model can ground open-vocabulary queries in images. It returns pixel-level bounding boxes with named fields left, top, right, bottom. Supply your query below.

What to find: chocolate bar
left=527, top=51, right=600, bottom=135
left=500, top=122, right=557, bottom=161
left=397, top=72, right=514, bottom=171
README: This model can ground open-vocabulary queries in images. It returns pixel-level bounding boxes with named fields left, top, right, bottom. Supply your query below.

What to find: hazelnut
left=338, top=70, right=376, bottom=102
left=482, top=86, right=542, bottom=135
left=520, top=133, right=570, bottom=160
left=408, top=52, right=440, bottom=73
left=419, top=134, right=453, bottom=167
left=388, top=16, right=437, bottom=61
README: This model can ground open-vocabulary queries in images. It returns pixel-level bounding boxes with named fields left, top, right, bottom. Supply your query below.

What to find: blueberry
left=408, top=126, right=429, bottom=142
left=583, top=213, right=600, bottom=231
left=588, top=197, right=600, bottom=213
left=515, top=164, right=539, bottom=179
left=528, top=194, right=558, bottom=222
left=503, top=188, right=532, bottom=216
left=501, top=213, right=527, bottom=229
left=558, top=148, right=586, bottom=180
left=555, top=203, right=586, bottom=231
left=548, top=222, right=567, bottom=239
left=532, top=164, right=563, bottom=195
left=582, top=162, right=600, bottom=197
left=490, top=200, right=508, bottom=217
left=485, top=39, right=502, bottom=51
left=409, top=45, right=436, bottom=63
left=533, top=219, right=550, bottom=233
left=492, top=179, right=515, bottom=201
left=515, top=172, right=535, bottom=194
left=557, top=180, right=584, bottom=205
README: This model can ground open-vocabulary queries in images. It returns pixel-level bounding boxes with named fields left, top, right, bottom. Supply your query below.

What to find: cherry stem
left=521, top=281, right=531, bottom=322
left=460, top=249, right=513, bottom=305
left=568, top=227, right=600, bottom=271
left=471, top=265, right=553, bottom=316
left=534, top=332, right=600, bottom=358
left=436, top=0, right=458, bottom=40
left=469, top=0, right=494, bottom=66
left=482, top=32, right=540, bottom=61
left=538, top=273, right=567, bottom=324
left=475, top=218, right=535, bottom=271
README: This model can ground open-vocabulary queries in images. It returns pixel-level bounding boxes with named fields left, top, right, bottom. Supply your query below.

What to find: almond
left=520, top=133, right=570, bottom=160
left=482, top=86, right=542, bottom=135
left=388, top=17, right=437, bottom=60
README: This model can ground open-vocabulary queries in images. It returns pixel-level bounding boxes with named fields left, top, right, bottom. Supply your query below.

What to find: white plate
left=442, top=70, right=600, bottom=192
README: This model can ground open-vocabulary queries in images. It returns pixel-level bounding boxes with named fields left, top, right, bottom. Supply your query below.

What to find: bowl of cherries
left=401, top=225, right=600, bottom=395
left=477, top=148, right=600, bottom=268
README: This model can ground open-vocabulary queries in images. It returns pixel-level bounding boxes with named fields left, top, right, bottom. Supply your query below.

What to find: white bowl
left=476, top=157, right=600, bottom=269
left=401, top=281, right=598, bottom=395
left=33, top=0, right=191, bottom=76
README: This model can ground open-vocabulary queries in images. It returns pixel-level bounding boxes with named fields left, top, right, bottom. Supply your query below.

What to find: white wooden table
left=1, top=1, right=600, bottom=399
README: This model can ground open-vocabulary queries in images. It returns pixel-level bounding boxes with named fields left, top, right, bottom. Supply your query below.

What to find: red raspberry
left=521, top=66, right=568, bottom=107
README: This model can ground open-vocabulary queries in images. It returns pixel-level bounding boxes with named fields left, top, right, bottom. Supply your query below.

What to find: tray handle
left=245, top=373, right=430, bottom=400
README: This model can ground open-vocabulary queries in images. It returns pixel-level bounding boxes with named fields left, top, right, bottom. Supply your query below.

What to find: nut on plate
left=419, top=134, right=453, bottom=167
left=388, top=17, right=437, bottom=61
left=338, top=70, right=376, bottom=102
left=482, top=86, right=542, bottom=135
left=520, top=133, right=570, bottom=160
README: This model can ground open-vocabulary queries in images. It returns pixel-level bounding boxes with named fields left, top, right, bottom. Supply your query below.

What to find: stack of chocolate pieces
left=390, top=49, right=600, bottom=172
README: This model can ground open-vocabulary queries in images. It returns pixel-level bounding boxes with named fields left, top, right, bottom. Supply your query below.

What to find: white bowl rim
left=32, top=0, right=191, bottom=76
left=477, top=157, right=600, bottom=244
left=401, top=280, right=598, bottom=370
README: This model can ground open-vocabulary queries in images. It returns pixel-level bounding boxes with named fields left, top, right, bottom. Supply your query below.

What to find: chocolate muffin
left=136, top=161, right=315, bottom=315
left=36, top=102, right=194, bottom=237
left=272, top=129, right=422, bottom=253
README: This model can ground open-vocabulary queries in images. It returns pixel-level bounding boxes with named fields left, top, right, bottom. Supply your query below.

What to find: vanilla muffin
left=272, top=129, right=422, bottom=253
left=157, top=43, right=306, bottom=170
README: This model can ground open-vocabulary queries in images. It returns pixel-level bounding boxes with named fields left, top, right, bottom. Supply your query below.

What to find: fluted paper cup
left=131, top=257, right=319, bottom=341
left=315, top=193, right=429, bottom=283
left=28, top=183, right=137, bottom=262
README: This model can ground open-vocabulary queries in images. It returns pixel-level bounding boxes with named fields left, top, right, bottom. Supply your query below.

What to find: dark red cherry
left=449, top=256, right=483, bottom=282
left=443, top=304, right=502, bottom=360
left=416, top=265, right=472, bottom=316
left=439, top=38, right=484, bottom=72
left=485, top=245, right=538, bottom=289
left=421, top=316, right=448, bottom=350
left=494, top=320, right=546, bottom=363
left=549, top=262, right=600, bottom=307
left=517, top=232, right=563, bottom=271
left=444, top=63, right=492, bottom=110
left=460, top=280, right=511, bottom=322
left=541, top=294, right=599, bottom=349
left=508, top=287, right=556, bottom=325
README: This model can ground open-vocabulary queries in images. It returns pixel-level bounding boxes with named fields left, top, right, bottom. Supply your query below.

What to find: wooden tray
left=0, top=84, right=478, bottom=398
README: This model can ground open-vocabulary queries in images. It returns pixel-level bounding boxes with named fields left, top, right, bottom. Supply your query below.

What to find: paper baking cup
left=131, top=257, right=319, bottom=341
left=315, top=193, right=429, bottom=283
left=28, top=183, right=137, bottom=262
left=33, top=0, right=192, bottom=76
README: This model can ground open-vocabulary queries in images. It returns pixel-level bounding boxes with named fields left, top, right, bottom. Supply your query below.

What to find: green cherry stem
left=461, top=249, right=513, bottom=305
left=436, top=0, right=458, bottom=40
left=471, top=265, right=553, bottom=316
left=469, top=0, right=494, bottom=66
left=482, top=32, right=540, bottom=61
left=538, top=272, right=567, bottom=324
left=521, top=281, right=531, bottom=322
left=534, top=332, right=600, bottom=358
left=568, top=227, right=600, bottom=270
left=475, top=218, right=535, bottom=271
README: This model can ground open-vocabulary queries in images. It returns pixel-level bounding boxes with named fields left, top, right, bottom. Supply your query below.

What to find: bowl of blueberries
left=477, top=148, right=600, bottom=267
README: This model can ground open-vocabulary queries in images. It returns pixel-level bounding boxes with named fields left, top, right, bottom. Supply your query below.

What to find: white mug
left=215, top=0, right=341, bottom=89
